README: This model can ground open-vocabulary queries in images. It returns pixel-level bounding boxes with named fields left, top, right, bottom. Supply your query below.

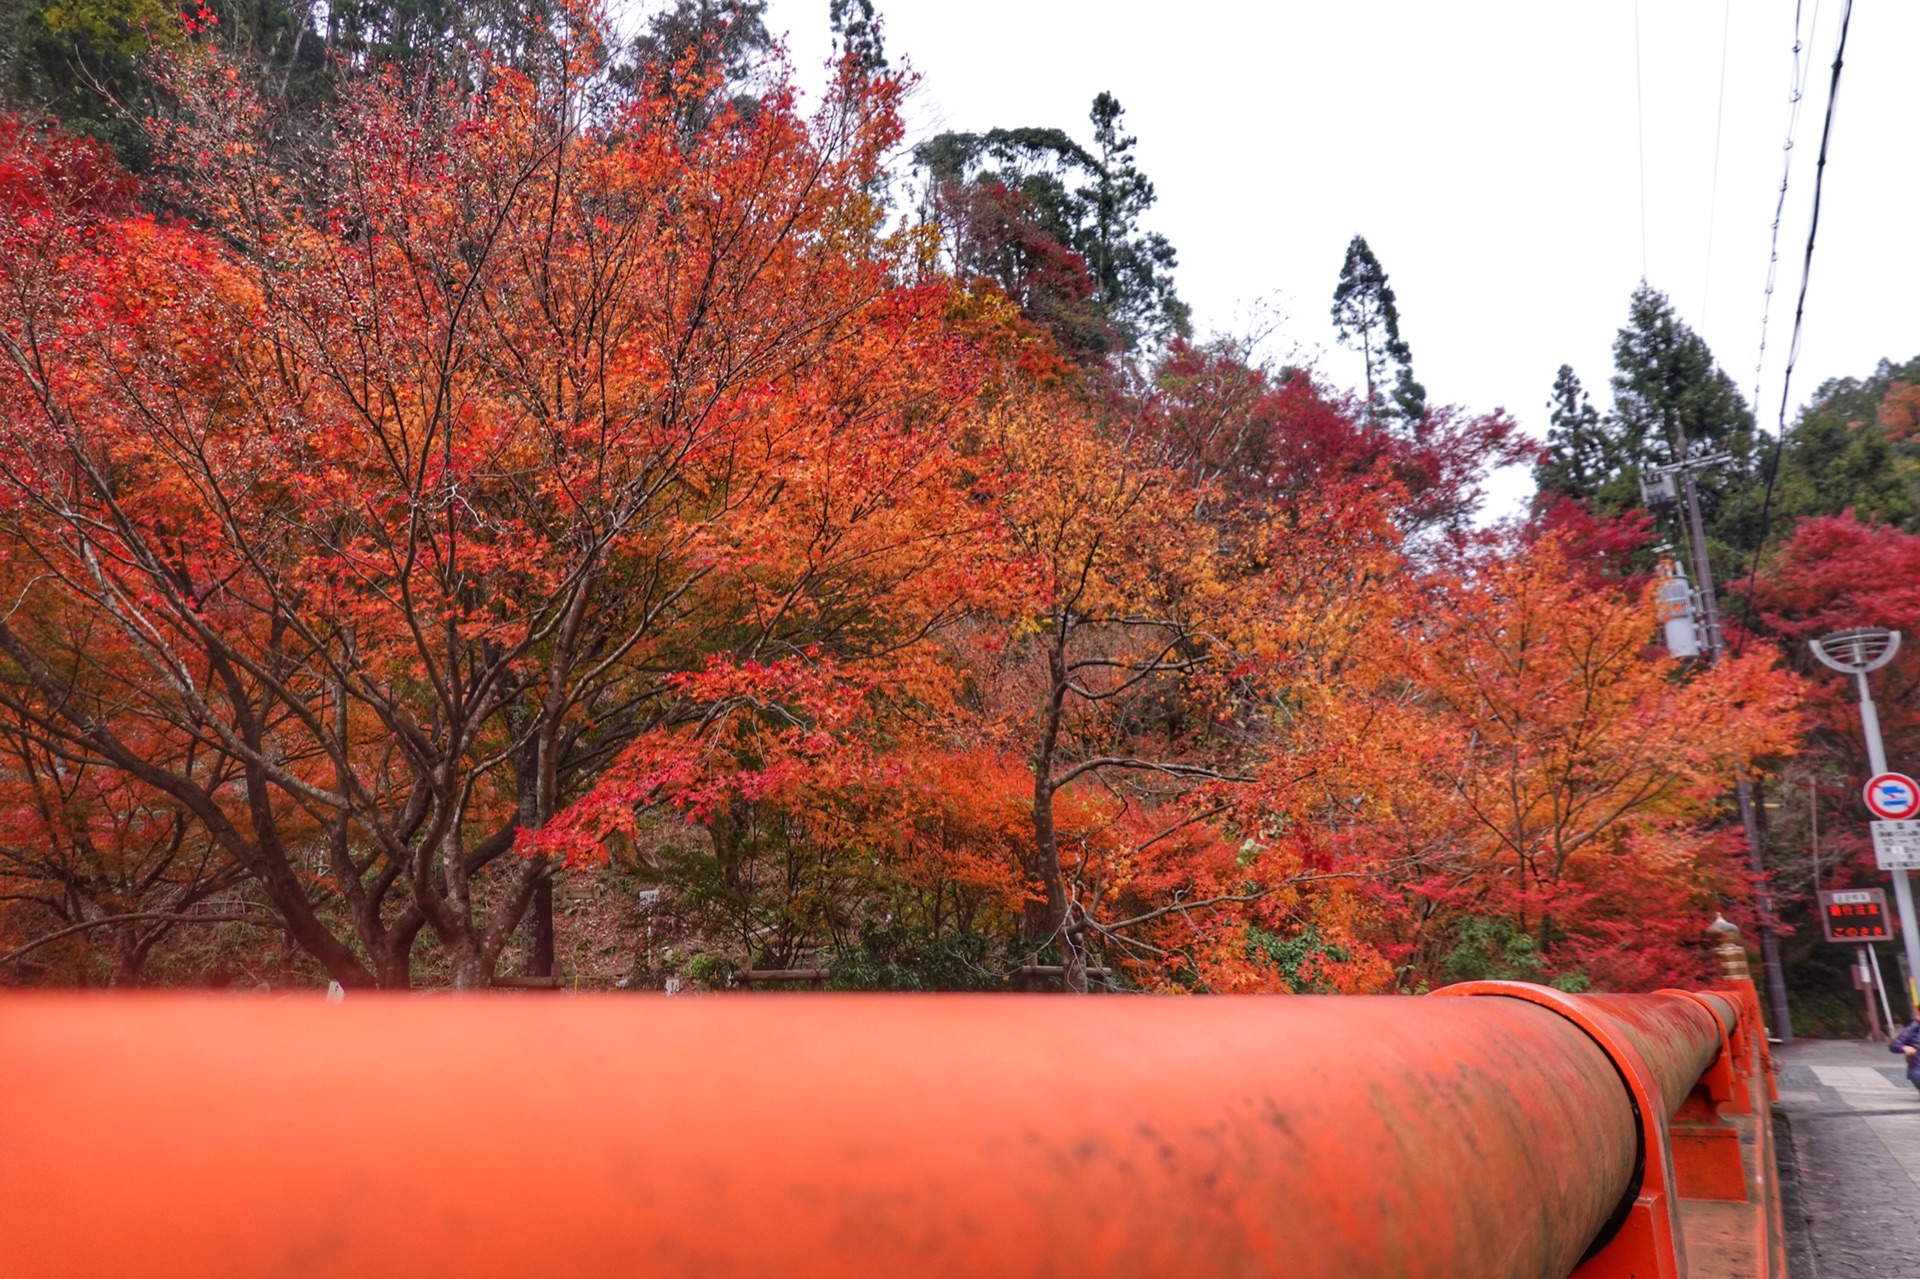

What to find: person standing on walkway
left=1891, top=1017, right=1920, bottom=1092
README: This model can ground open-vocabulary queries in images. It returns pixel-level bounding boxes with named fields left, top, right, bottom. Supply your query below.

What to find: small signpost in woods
left=1819, top=888, right=1896, bottom=1040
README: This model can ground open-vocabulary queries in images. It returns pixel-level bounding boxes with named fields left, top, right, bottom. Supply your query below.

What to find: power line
left=1698, top=0, right=1732, bottom=328
left=1633, top=0, right=1649, bottom=280
left=1737, top=0, right=1853, bottom=647
left=1750, top=0, right=1821, bottom=417
left=1774, top=0, right=1852, bottom=433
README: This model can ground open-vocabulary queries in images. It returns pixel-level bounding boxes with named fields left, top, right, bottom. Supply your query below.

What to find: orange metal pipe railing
left=0, top=985, right=1756, bottom=1278
left=1585, top=991, right=1742, bottom=1106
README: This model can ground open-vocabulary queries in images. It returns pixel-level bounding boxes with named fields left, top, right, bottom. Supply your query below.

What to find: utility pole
left=1642, top=438, right=1796, bottom=1042
left=1809, top=628, right=1920, bottom=1018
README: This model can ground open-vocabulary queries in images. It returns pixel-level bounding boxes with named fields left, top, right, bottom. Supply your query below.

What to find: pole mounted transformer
left=1809, top=626, right=1919, bottom=1015
left=1655, top=563, right=1701, bottom=659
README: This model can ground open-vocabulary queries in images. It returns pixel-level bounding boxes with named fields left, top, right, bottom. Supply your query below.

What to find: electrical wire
left=1736, top=0, right=1854, bottom=650
left=1750, top=0, right=1821, bottom=417
left=1774, top=0, right=1852, bottom=434
left=1633, top=0, right=1649, bottom=280
left=1699, top=0, right=1732, bottom=328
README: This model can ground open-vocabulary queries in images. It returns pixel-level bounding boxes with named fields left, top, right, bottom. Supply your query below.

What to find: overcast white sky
left=749, top=1, right=1919, bottom=517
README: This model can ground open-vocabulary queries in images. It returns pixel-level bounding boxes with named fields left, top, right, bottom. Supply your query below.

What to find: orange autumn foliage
left=0, top=44, right=1012, bottom=987
left=1277, top=537, right=1803, bottom=990
left=0, top=27, right=1809, bottom=994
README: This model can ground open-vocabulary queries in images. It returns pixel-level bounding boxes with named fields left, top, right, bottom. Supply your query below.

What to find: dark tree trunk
left=1031, top=630, right=1089, bottom=993
left=522, top=877, right=554, bottom=977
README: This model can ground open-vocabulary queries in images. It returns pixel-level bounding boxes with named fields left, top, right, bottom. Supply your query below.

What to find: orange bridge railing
left=0, top=976, right=1781, bottom=1277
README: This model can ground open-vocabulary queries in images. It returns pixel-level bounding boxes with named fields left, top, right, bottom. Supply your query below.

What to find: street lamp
left=1809, top=627, right=1917, bottom=1015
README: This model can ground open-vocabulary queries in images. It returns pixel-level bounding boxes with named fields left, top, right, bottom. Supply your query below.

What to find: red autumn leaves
left=0, top=37, right=1801, bottom=991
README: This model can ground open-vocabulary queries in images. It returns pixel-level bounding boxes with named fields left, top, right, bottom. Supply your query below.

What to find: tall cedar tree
left=1330, top=235, right=1425, bottom=427
left=1606, top=284, right=1757, bottom=534
left=1535, top=364, right=1607, bottom=501
left=1079, top=93, right=1189, bottom=351
left=828, top=0, right=885, bottom=75
left=1536, top=284, right=1760, bottom=585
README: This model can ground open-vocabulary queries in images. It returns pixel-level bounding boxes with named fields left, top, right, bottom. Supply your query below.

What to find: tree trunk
left=110, top=928, right=149, bottom=988
left=1061, top=923, right=1089, bottom=994
left=449, top=943, right=493, bottom=991
left=522, top=877, right=554, bottom=977
left=1031, top=632, right=1088, bottom=992
left=370, top=921, right=421, bottom=989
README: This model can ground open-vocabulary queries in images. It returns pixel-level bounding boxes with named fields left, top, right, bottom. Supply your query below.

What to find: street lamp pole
left=1810, top=628, right=1920, bottom=1016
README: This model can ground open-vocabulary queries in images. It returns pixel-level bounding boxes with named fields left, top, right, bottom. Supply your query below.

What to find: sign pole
left=1814, top=631, right=1920, bottom=1021
left=1852, top=668, right=1920, bottom=1018
left=1858, top=945, right=1886, bottom=1040
left=1871, top=945, right=1898, bottom=1034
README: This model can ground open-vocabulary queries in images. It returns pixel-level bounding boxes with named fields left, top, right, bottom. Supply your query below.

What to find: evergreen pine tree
left=829, top=0, right=885, bottom=76
left=1609, top=284, right=1753, bottom=465
left=1536, top=365, right=1609, bottom=500
left=1075, top=92, right=1189, bottom=350
left=1392, top=365, right=1428, bottom=427
left=1331, top=235, right=1422, bottom=427
left=1606, top=282, right=1756, bottom=537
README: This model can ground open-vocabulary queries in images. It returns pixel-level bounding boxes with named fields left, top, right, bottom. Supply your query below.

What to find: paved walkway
left=1775, top=1039, right=1920, bottom=1277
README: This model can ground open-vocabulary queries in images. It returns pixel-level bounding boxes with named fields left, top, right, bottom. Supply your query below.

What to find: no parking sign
left=1864, top=773, right=1920, bottom=821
